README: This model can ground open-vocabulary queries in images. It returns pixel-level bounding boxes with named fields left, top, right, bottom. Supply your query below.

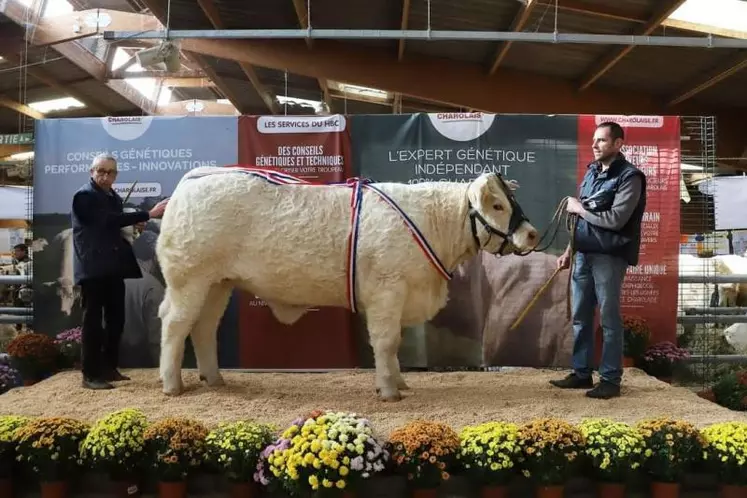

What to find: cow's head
left=466, top=172, right=538, bottom=256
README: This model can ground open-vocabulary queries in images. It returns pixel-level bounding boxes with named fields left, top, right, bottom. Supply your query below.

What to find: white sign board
left=714, top=176, right=747, bottom=231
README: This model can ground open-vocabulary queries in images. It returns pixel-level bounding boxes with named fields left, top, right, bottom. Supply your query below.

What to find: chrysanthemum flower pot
left=0, top=477, right=11, bottom=498
left=158, top=481, right=187, bottom=498
left=651, top=481, right=679, bottom=498
left=479, top=484, right=508, bottom=498
left=229, top=481, right=258, bottom=498
left=598, top=482, right=625, bottom=498
left=40, top=481, right=67, bottom=498
left=536, top=485, right=563, bottom=498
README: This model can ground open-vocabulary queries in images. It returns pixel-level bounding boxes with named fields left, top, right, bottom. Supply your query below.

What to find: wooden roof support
left=0, top=95, right=44, bottom=119
left=576, top=0, right=687, bottom=91
left=178, top=37, right=746, bottom=159
left=0, top=0, right=159, bottom=114
left=291, top=0, right=331, bottom=112
left=542, top=0, right=747, bottom=39
left=0, top=50, right=110, bottom=115
left=488, top=0, right=538, bottom=75
left=537, top=0, right=642, bottom=24
left=195, top=0, right=278, bottom=113
left=109, top=69, right=208, bottom=79
left=668, top=51, right=747, bottom=106
left=132, top=0, right=247, bottom=114
left=21, top=7, right=161, bottom=46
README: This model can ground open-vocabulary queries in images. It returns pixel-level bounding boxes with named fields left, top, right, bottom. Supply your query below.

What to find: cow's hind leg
left=159, top=281, right=211, bottom=395
left=367, top=292, right=406, bottom=402
left=393, top=355, right=410, bottom=391
left=191, top=282, right=232, bottom=387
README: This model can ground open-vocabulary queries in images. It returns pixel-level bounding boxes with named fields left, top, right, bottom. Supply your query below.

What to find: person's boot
left=586, top=380, right=621, bottom=399
left=82, top=377, right=114, bottom=390
left=103, top=369, right=130, bottom=382
left=549, top=373, right=593, bottom=389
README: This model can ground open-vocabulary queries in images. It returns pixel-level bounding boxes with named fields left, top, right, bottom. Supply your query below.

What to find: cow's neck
left=421, top=183, right=479, bottom=274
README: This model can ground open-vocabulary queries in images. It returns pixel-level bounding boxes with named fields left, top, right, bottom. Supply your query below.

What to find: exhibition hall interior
left=1, top=0, right=747, bottom=497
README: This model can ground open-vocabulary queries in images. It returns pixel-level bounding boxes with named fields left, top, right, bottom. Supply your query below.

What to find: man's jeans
left=571, top=252, right=629, bottom=386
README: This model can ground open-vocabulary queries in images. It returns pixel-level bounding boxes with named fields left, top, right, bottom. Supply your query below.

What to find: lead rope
left=508, top=198, right=578, bottom=331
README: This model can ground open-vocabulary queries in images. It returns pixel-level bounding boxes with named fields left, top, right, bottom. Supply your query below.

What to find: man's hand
left=149, top=199, right=168, bottom=219
left=556, top=250, right=571, bottom=270
left=565, top=197, right=585, bottom=215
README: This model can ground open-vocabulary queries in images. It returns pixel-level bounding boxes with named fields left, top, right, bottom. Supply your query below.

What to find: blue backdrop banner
left=32, top=115, right=239, bottom=368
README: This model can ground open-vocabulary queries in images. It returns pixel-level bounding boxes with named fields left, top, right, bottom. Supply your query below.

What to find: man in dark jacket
left=550, top=121, right=647, bottom=399
left=71, top=153, right=168, bottom=390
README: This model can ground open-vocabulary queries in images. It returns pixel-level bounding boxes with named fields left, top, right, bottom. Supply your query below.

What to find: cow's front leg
left=367, top=294, right=405, bottom=402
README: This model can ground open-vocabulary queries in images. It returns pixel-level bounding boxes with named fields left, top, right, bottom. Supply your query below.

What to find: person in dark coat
left=71, top=153, right=168, bottom=390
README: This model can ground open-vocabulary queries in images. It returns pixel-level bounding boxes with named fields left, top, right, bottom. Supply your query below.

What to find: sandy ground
left=0, top=367, right=744, bottom=437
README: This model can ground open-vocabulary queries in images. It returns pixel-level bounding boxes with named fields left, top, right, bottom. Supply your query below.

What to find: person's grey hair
left=91, top=152, right=117, bottom=171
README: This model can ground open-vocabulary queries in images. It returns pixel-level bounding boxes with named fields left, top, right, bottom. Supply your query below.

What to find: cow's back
left=158, top=172, right=463, bottom=315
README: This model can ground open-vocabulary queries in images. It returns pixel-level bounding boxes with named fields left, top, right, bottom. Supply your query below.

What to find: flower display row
left=1, top=410, right=746, bottom=498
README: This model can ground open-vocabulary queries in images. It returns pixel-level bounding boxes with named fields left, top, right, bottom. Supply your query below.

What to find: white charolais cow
left=156, top=168, right=539, bottom=401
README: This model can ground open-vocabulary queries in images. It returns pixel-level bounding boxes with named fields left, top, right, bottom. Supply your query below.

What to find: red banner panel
left=577, top=115, right=681, bottom=347
left=236, top=115, right=358, bottom=368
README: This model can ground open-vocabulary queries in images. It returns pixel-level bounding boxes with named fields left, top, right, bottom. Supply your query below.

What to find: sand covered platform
left=0, top=367, right=743, bottom=436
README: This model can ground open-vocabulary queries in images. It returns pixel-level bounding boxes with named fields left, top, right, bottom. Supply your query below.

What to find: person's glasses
left=95, top=168, right=117, bottom=176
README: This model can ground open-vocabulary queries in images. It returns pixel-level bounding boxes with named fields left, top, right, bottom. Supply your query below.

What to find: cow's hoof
left=204, top=374, right=225, bottom=387
left=378, top=388, right=402, bottom=402
left=162, top=382, right=183, bottom=396
left=397, top=379, right=411, bottom=391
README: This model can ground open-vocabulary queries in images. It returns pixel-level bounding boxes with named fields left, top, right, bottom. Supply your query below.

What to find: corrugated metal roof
left=692, top=64, right=747, bottom=108
left=597, top=45, right=745, bottom=96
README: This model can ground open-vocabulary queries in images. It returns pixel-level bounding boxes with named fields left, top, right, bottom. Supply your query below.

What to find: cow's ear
left=469, top=173, right=499, bottom=209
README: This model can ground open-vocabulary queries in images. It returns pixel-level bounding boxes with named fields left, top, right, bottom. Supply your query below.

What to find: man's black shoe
left=103, top=369, right=131, bottom=382
left=586, top=380, right=621, bottom=399
left=549, top=373, right=593, bottom=389
left=82, top=378, right=114, bottom=390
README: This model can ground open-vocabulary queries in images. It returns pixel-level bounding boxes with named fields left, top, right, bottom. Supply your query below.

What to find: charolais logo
left=101, top=116, right=155, bottom=141
left=426, top=112, right=496, bottom=142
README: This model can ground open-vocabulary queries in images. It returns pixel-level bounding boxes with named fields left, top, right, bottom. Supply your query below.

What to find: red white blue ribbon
left=187, top=166, right=452, bottom=313
left=344, top=178, right=453, bottom=313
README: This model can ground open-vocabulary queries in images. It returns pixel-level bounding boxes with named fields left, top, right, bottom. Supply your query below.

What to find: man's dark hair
left=13, top=243, right=27, bottom=252
left=597, top=121, right=625, bottom=142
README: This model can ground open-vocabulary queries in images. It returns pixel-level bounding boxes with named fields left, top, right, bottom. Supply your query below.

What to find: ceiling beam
left=0, top=95, right=44, bottom=119
left=134, top=0, right=247, bottom=113
left=576, top=0, right=688, bottom=91
left=668, top=51, right=747, bottom=106
left=195, top=0, right=278, bottom=113
left=0, top=50, right=110, bottom=115
left=537, top=0, right=642, bottom=24
left=290, top=0, right=331, bottom=112
left=178, top=38, right=667, bottom=114
left=1, top=0, right=159, bottom=114
left=662, top=18, right=747, bottom=40
left=541, top=0, right=747, bottom=40
left=109, top=69, right=208, bottom=79
left=178, top=37, right=746, bottom=159
left=157, top=77, right=215, bottom=87
left=16, top=7, right=162, bottom=46
left=488, top=0, right=538, bottom=75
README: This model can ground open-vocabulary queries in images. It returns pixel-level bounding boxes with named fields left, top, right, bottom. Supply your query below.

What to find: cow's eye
left=493, top=204, right=503, bottom=211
